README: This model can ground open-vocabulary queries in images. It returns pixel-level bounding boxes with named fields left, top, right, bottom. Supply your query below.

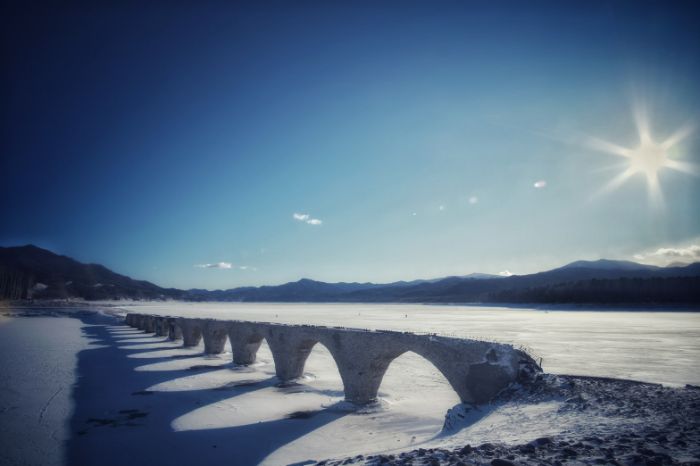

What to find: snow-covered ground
left=0, top=313, right=91, bottom=466
left=0, top=304, right=698, bottom=465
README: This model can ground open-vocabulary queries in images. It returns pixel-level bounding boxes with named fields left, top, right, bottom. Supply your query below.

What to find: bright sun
left=629, top=139, right=668, bottom=177
left=588, top=104, right=696, bottom=206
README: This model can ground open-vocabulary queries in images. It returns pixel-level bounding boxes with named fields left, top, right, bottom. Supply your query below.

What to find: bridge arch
left=269, top=338, right=345, bottom=392
left=301, top=340, right=343, bottom=379
left=376, top=349, right=462, bottom=405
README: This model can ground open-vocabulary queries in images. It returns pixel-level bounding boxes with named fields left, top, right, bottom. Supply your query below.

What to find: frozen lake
left=2, top=305, right=699, bottom=465
left=115, top=302, right=700, bottom=387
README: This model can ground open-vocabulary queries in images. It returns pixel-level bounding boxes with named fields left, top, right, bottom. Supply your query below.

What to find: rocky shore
left=317, top=374, right=700, bottom=465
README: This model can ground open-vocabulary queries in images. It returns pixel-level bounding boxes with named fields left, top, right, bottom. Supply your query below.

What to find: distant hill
left=557, top=259, right=661, bottom=271
left=1, top=245, right=698, bottom=304
left=0, top=245, right=183, bottom=300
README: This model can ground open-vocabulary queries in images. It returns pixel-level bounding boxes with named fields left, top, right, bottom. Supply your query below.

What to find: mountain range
left=1, top=245, right=699, bottom=305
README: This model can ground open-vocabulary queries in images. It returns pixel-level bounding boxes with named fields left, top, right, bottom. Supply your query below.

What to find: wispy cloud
left=194, top=262, right=255, bottom=270
left=633, top=242, right=700, bottom=266
left=499, top=270, right=513, bottom=277
left=195, top=262, right=232, bottom=269
left=468, top=196, right=479, bottom=205
left=293, top=212, right=323, bottom=225
left=533, top=180, right=547, bottom=189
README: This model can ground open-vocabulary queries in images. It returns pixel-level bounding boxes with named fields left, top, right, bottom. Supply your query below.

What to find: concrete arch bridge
left=124, top=313, right=540, bottom=405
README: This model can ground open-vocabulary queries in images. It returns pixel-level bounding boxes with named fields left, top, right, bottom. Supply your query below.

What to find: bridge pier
left=143, top=315, right=156, bottom=333
left=155, top=317, right=170, bottom=337
left=320, top=332, right=405, bottom=404
left=229, top=325, right=264, bottom=365
left=202, top=320, right=230, bottom=354
left=266, top=331, right=318, bottom=381
left=128, top=314, right=145, bottom=330
left=179, top=318, right=203, bottom=347
left=167, top=318, right=182, bottom=340
left=131, top=314, right=144, bottom=330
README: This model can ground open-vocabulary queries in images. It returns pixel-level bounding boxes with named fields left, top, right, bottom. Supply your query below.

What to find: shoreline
left=2, top=299, right=699, bottom=313
left=319, top=374, right=700, bottom=465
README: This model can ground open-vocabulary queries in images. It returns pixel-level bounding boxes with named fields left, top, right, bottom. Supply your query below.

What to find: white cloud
left=633, top=243, right=700, bottom=266
left=411, top=212, right=417, bottom=216
left=533, top=180, right=547, bottom=189
left=498, top=270, right=513, bottom=277
left=468, top=196, right=479, bottom=205
left=293, top=212, right=322, bottom=225
left=439, top=205, right=446, bottom=211
left=195, top=262, right=233, bottom=269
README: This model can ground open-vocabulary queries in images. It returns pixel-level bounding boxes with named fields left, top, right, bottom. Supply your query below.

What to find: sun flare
left=587, top=104, right=696, bottom=206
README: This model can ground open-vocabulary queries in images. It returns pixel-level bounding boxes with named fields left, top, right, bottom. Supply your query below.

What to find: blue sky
left=2, top=1, right=699, bottom=289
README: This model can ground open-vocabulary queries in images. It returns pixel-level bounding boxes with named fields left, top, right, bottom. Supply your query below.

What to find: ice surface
left=114, top=302, right=700, bottom=386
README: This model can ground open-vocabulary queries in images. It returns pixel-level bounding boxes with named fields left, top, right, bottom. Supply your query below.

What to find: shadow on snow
left=65, top=314, right=348, bottom=466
